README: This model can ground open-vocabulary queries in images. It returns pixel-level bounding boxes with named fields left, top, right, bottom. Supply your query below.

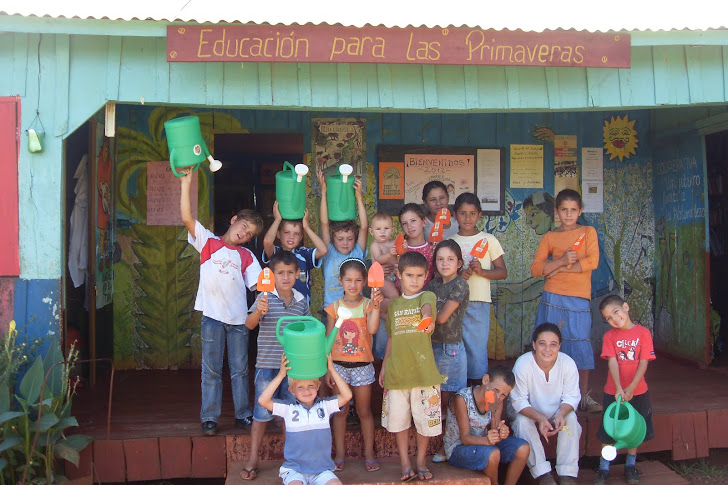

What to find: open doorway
left=213, top=133, right=304, bottom=259
left=707, top=131, right=728, bottom=365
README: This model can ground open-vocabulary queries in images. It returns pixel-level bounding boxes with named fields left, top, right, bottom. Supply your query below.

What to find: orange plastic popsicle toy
left=484, top=389, right=496, bottom=411
left=429, top=222, right=444, bottom=243
left=470, top=238, right=489, bottom=260
left=257, top=268, right=275, bottom=314
left=417, top=316, right=434, bottom=332
left=395, top=233, right=407, bottom=256
left=566, top=232, right=586, bottom=269
left=368, top=262, right=385, bottom=288
left=436, top=208, right=451, bottom=225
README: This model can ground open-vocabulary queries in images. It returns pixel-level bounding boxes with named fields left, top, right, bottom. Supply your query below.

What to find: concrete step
left=574, top=462, right=689, bottom=485
left=226, top=459, right=488, bottom=485
left=226, top=460, right=688, bottom=485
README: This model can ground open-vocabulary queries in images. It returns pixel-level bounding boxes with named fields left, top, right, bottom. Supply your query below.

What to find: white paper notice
left=583, top=180, right=604, bottom=213
left=477, top=149, right=501, bottom=212
left=582, top=147, right=603, bottom=181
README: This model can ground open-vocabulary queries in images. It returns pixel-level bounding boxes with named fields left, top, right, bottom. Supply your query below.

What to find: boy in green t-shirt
left=379, top=251, right=444, bottom=482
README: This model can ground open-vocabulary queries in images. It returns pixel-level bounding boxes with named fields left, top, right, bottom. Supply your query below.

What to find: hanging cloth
left=68, top=155, right=89, bottom=288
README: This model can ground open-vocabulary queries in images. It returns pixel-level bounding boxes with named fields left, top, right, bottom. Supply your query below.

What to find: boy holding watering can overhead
left=241, top=250, right=312, bottom=481
left=262, top=201, right=328, bottom=305
left=179, top=167, right=263, bottom=438
left=258, top=354, right=351, bottom=485
left=594, top=295, right=656, bottom=485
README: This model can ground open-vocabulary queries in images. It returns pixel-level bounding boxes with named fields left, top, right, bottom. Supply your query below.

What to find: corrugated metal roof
left=1, top=0, right=727, bottom=32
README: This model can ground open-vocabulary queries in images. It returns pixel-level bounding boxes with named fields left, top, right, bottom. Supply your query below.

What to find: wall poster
left=146, top=161, right=199, bottom=225
left=379, top=162, right=405, bottom=200
left=377, top=146, right=504, bottom=215
left=510, top=144, right=543, bottom=188
left=312, top=118, right=366, bottom=193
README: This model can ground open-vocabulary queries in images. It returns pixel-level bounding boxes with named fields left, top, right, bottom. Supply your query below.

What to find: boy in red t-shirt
left=594, top=295, right=656, bottom=485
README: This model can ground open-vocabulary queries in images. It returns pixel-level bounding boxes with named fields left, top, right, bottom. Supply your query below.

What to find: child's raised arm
left=245, top=294, right=268, bottom=330
left=179, top=168, right=197, bottom=238
left=302, top=209, right=328, bottom=260
left=327, top=354, right=353, bottom=408
left=258, top=354, right=290, bottom=412
left=262, top=201, right=283, bottom=259
left=354, top=177, right=368, bottom=251
left=318, top=170, right=331, bottom=246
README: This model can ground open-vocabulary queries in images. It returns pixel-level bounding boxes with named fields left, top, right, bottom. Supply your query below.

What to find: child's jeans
left=253, top=367, right=294, bottom=422
left=462, top=301, right=490, bottom=380
left=200, top=316, right=252, bottom=423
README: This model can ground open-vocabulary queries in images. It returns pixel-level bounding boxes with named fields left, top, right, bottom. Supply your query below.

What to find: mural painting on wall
left=484, top=118, right=654, bottom=358
left=652, top=145, right=706, bottom=361
left=95, top=124, right=115, bottom=309
left=603, top=115, right=638, bottom=161
left=113, top=107, right=239, bottom=370
left=312, top=118, right=366, bottom=193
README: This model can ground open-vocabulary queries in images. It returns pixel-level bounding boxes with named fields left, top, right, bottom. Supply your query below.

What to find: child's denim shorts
left=253, top=368, right=294, bottom=422
left=448, top=436, right=528, bottom=470
left=432, top=341, right=467, bottom=392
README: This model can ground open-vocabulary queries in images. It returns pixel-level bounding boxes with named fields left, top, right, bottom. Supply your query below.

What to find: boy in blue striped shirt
left=240, top=250, right=311, bottom=481
left=260, top=354, right=352, bottom=485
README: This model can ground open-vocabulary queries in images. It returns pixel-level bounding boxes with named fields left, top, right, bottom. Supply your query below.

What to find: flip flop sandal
left=417, top=469, right=433, bottom=481
left=240, top=467, right=258, bottom=480
left=401, top=469, right=417, bottom=481
left=365, top=460, right=381, bottom=472
left=334, top=459, right=345, bottom=471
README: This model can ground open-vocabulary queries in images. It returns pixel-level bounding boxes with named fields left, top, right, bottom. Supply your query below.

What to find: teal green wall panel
left=475, top=66, right=508, bottom=110
left=685, top=46, right=725, bottom=104
left=54, top=34, right=70, bottom=136
left=586, top=68, right=622, bottom=108
left=204, top=63, right=225, bottom=106
left=12, top=33, right=28, bottom=96
left=119, top=37, right=159, bottom=102
left=619, top=48, right=655, bottom=107
left=653, top=46, right=691, bottom=106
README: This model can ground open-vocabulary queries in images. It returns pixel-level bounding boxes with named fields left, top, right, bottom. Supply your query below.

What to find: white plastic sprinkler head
left=207, top=156, right=222, bottom=172
left=294, top=163, right=309, bottom=182
left=339, top=163, right=353, bottom=183
left=601, top=445, right=617, bottom=461
left=334, top=306, right=353, bottom=328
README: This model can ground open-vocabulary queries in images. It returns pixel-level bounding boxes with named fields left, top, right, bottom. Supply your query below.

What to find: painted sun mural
left=603, top=115, right=638, bottom=161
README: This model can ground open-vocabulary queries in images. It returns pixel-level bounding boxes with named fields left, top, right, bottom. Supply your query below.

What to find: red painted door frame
left=0, top=97, right=20, bottom=276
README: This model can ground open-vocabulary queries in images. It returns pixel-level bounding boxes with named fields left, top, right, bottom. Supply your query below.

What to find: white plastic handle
left=207, top=156, right=222, bottom=172
left=294, top=164, right=309, bottom=182
left=339, top=163, right=353, bottom=183
left=334, top=306, right=353, bottom=328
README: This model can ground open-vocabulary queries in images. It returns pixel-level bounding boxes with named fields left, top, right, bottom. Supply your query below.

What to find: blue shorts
left=432, top=341, right=467, bottom=392
left=253, top=368, right=294, bottom=422
left=448, top=436, right=529, bottom=471
left=462, top=301, right=491, bottom=379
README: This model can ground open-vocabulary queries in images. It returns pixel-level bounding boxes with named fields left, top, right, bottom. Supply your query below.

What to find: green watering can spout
left=601, top=395, right=647, bottom=461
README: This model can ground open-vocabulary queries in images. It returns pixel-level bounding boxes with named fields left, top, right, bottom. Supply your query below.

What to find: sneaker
left=558, top=476, right=577, bottom=485
left=537, top=473, right=557, bottom=485
left=593, top=469, right=609, bottom=484
left=625, top=465, right=641, bottom=484
left=579, top=392, right=603, bottom=413
left=201, top=421, right=217, bottom=436
left=235, top=416, right=254, bottom=429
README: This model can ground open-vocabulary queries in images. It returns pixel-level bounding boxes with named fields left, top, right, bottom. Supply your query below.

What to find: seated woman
left=509, top=323, right=582, bottom=485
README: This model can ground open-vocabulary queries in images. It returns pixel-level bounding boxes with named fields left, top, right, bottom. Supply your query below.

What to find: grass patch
left=669, top=459, right=728, bottom=480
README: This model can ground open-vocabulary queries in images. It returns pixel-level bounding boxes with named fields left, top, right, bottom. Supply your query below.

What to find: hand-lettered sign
left=167, top=25, right=630, bottom=68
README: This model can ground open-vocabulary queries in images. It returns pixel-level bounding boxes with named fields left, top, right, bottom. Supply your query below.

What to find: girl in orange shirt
left=530, top=189, right=601, bottom=413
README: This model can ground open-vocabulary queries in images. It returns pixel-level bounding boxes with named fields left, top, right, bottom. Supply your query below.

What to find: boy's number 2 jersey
left=188, top=220, right=261, bottom=325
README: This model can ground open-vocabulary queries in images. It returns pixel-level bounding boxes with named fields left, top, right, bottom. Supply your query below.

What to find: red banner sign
left=167, top=25, right=630, bottom=68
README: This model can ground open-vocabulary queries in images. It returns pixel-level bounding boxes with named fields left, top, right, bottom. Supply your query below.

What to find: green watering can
left=276, top=162, right=309, bottom=220
left=163, top=116, right=222, bottom=177
left=601, top=396, right=646, bottom=461
left=326, top=164, right=356, bottom=221
left=275, top=307, right=352, bottom=379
